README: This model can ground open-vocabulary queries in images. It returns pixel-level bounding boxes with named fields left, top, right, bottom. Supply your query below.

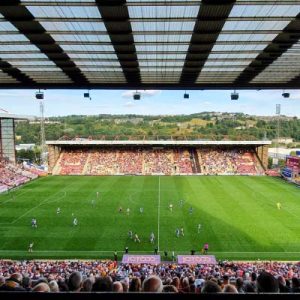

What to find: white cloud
left=124, top=101, right=135, bottom=108
left=122, top=90, right=161, bottom=98
left=289, top=91, right=300, bottom=100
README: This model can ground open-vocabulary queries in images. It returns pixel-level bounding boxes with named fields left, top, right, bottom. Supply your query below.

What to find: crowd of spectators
left=143, top=149, right=174, bottom=175
left=118, top=149, right=143, bottom=174
left=0, top=160, right=39, bottom=192
left=174, top=149, right=194, bottom=174
left=87, top=150, right=118, bottom=175
left=58, top=150, right=89, bottom=175
left=56, top=147, right=264, bottom=176
left=198, top=148, right=263, bottom=175
left=0, top=260, right=299, bottom=293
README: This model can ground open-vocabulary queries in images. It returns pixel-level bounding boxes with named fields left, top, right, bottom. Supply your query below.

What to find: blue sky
left=1, top=89, right=300, bottom=117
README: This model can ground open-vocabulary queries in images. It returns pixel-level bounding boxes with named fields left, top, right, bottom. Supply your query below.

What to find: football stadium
left=0, top=0, right=300, bottom=298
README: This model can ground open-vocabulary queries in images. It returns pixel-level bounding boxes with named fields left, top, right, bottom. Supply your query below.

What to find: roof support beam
left=1, top=26, right=298, bottom=36
left=1, top=82, right=300, bottom=90
left=0, top=2, right=89, bottom=86
left=0, top=59, right=35, bottom=84
left=234, top=14, right=300, bottom=85
left=180, top=0, right=237, bottom=84
left=95, top=0, right=141, bottom=84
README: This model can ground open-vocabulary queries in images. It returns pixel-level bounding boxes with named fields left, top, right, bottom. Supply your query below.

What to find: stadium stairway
left=82, top=152, right=92, bottom=175
left=190, top=148, right=200, bottom=173
left=52, top=155, right=62, bottom=175
left=196, top=149, right=204, bottom=174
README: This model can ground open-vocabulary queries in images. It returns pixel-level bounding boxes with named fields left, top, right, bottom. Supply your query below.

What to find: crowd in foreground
left=0, top=260, right=300, bottom=293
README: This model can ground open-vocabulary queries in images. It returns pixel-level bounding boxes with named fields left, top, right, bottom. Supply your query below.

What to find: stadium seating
left=52, top=147, right=264, bottom=176
left=174, top=149, right=194, bottom=174
left=0, top=259, right=299, bottom=294
left=0, top=160, right=40, bottom=192
left=197, top=149, right=264, bottom=175
left=57, top=149, right=89, bottom=175
left=0, top=161, right=30, bottom=188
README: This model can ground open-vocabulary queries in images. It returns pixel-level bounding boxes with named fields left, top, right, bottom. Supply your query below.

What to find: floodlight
left=282, top=92, right=290, bottom=98
left=231, top=90, right=239, bottom=100
left=35, top=90, right=44, bottom=100
left=133, top=91, right=141, bottom=100
left=184, top=93, right=189, bottom=99
left=84, top=90, right=92, bottom=100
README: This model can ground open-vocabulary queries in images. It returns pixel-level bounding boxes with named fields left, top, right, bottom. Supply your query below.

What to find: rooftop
left=0, top=1, right=300, bottom=89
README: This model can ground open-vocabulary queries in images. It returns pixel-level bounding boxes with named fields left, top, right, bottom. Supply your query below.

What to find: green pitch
left=0, top=175, right=299, bottom=261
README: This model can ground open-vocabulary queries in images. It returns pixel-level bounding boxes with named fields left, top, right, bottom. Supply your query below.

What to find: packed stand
left=0, top=160, right=40, bottom=192
left=53, top=147, right=264, bottom=176
left=57, top=150, right=89, bottom=175
left=23, top=163, right=47, bottom=177
left=143, top=149, right=174, bottom=175
left=86, top=149, right=118, bottom=175
left=118, top=149, right=143, bottom=174
left=174, top=149, right=194, bottom=174
left=0, top=260, right=299, bottom=293
left=198, top=148, right=263, bottom=175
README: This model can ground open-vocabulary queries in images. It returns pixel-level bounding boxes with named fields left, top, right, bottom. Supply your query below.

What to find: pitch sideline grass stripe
left=0, top=250, right=299, bottom=253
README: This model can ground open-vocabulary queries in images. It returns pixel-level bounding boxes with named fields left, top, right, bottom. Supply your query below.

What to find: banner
left=177, top=255, right=217, bottom=265
left=122, top=255, right=161, bottom=264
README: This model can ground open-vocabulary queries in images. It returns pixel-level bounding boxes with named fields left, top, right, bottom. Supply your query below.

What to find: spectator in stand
left=81, top=278, right=93, bottom=292
left=0, top=273, right=25, bottom=291
left=0, top=276, right=5, bottom=287
left=292, top=277, right=300, bottom=293
left=257, top=272, right=279, bottom=293
left=236, top=277, right=244, bottom=294
left=112, top=281, right=123, bottom=293
left=129, top=277, right=141, bottom=292
left=223, top=284, right=238, bottom=293
left=49, top=280, right=59, bottom=292
left=142, top=275, right=163, bottom=292
left=32, top=282, right=50, bottom=292
left=68, top=271, right=82, bottom=292
left=92, top=276, right=113, bottom=292
left=201, top=280, right=222, bottom=293
left=278, top=276, right=290, bottom=293
left=162, top=285, right=178, bottom=293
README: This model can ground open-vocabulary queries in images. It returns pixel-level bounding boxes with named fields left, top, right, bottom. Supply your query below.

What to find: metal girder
left=0, top=2, right=88, bottom=85
left=234, top=14, right=300, bottom=85
left=1, top=82, right=300, bottom=90
left=0, top=59, right=34, bottom=84
left=179, top=1, right=237, bottom=84
left=95, top=0, right=140, bottom=84
left=0, top=1, right=299, bottom=89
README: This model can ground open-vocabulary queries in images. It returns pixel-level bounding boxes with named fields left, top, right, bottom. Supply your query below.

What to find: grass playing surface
left=0, top=175, right=299, bottom=261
